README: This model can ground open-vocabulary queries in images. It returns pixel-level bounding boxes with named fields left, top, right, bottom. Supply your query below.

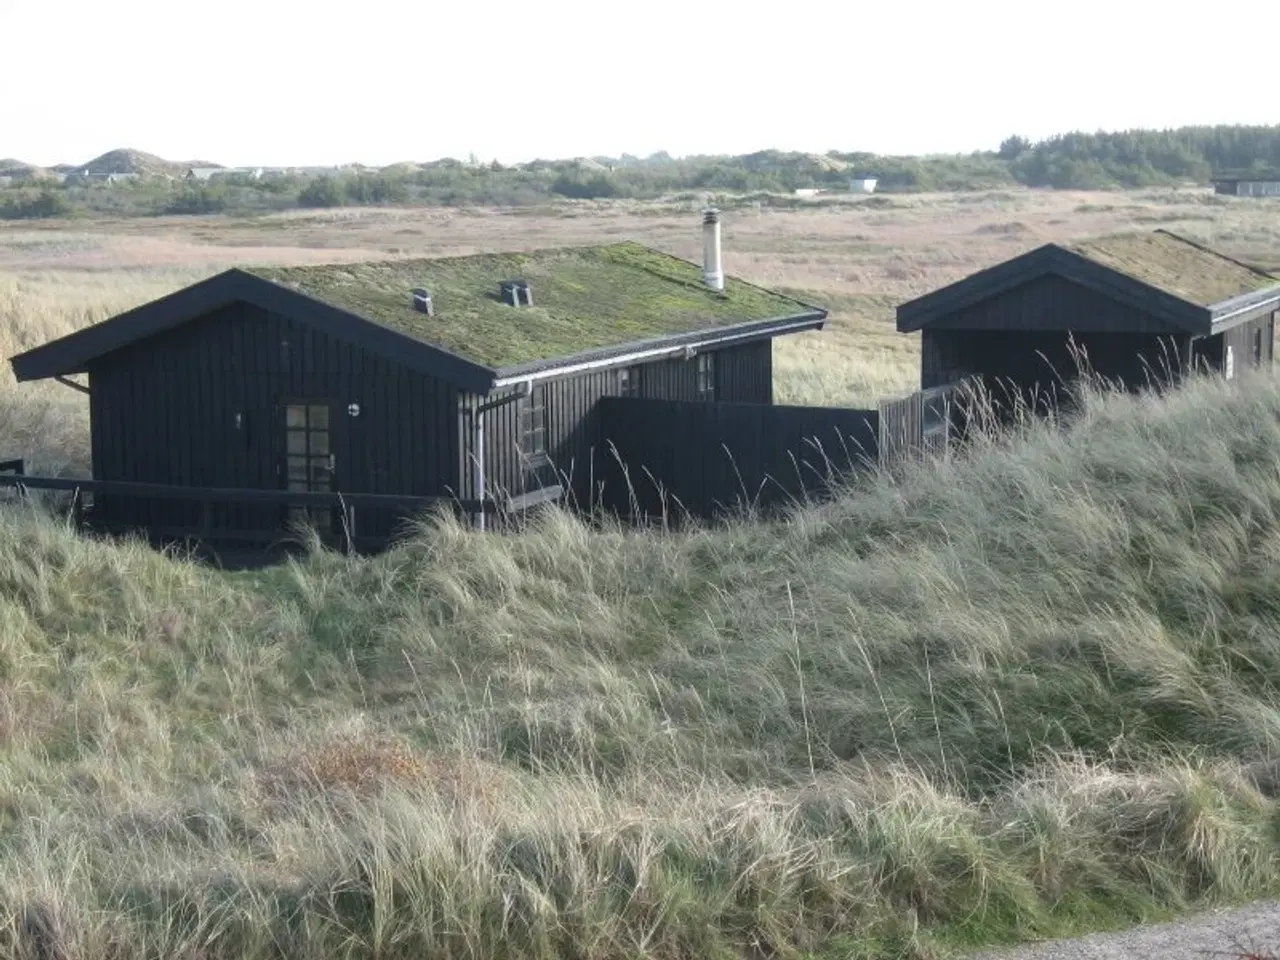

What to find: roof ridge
left=1152, top=228, right=1280, bottom=281
left=248, top=242, right=644, bottom=276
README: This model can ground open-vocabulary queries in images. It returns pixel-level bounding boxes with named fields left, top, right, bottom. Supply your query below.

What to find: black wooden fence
left=598, top=397, right=879, bottom=521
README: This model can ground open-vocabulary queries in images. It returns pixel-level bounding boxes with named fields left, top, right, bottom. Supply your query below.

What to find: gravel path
left=969, top=903, right=1280, bottom=960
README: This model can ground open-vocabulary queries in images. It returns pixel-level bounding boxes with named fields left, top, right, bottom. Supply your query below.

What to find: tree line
left=4, top=125, right=1280, bottom=220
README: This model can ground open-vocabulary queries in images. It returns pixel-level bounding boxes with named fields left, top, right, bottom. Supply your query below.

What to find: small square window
left=619, top=366, right=642, bottom=398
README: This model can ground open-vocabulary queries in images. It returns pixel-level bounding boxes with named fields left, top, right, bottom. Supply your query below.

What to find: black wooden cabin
left=896, top=229, right=1280, bottom=417
left=8, top=242, right=825, bottom=545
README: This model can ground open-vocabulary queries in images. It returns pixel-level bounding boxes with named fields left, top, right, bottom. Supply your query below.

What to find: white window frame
left=695, top=352, right=715, bottom=400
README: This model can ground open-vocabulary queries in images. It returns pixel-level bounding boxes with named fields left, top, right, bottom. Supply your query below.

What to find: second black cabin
left=896, top=229, right=1280, bottom=415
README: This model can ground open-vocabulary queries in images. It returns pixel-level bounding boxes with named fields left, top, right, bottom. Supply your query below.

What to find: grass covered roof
left=1064, top=230, right=1279, bottom=307
left=249, top=242, right=816, bottom=369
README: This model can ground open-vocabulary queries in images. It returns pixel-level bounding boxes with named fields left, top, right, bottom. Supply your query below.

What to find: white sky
left=4, top=0, right=1278, bottom=168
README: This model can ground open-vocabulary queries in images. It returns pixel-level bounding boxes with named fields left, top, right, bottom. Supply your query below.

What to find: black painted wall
left=457, top=339, right=774, bottom=511
left=917, top=277, right=1278, bottom=397
left=86, top=301, right=782, bottom=541
left=925, top=274, right=1186, bottom=336
left=922, top=329, right=1190, bottom=395
left=88, top=301, right=460, bottom=539
left=1215, top=311, right=1276, bottom=379
left=598, top=397, right=878, bottom=522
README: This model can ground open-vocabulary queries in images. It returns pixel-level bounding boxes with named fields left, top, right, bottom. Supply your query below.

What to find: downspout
left=472, top=382, right=531, bottom=532
left=1184, top=334, right=1199, bottom=381
left=476, top=409, right=486, bottom=532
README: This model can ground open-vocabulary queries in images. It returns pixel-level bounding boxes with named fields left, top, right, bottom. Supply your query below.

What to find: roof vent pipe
left=702, top=208, right=724, bottom=292
left=411, top=288, right=433, bottom=316
left=500, top=280, right=533, bottom=306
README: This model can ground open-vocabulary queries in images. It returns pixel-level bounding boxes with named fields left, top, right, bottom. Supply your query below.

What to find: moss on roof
left=248, top=242, right=814, bottom=369
left=1063, top=230, right=1279, bottom=307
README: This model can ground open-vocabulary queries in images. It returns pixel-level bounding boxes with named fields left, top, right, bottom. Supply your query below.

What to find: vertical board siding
left=877, top=391, right=922, bottom=468
left=1219, top=314, right=1275, bottom=380
left=932, top=274, right=1186, bottom=334
left=460, top=340, right=777, bottom=513
left=86, top=301, right=459, bottom=543
left=878, top=380, right=972, bottom=468
left=920, top=328, right=1189, bottom=401
left=598, top=397, right=878, bottom=521
left=84, top=313, right=782, bottom=539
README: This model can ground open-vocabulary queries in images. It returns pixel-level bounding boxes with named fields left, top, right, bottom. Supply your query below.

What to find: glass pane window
left=619, top=365, right=642, bottom=398
left=696, top=352, right=715, bottom=399
left=522, top=389, right=547, bottom=456
left=282, top=402, right=332, bottom=493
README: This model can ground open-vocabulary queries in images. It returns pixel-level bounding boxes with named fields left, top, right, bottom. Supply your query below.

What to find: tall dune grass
left=3, top=368, right=1280, bottom=958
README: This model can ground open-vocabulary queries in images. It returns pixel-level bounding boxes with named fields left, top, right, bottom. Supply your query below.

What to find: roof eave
left=490, top=310, right=826, bottom=386
left=9, top=269, right=498, bottom=393
left=895, top=245, right=1060, bottom=332
left=1208, top=285, right=1280, bottom=333
left=10, top=269, right=246, bottom=382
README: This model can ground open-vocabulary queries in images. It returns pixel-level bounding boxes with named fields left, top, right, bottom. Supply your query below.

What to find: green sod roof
left=248, top=242, right=815, bottom=369
left=1064, top=230, right=1280, bottom=307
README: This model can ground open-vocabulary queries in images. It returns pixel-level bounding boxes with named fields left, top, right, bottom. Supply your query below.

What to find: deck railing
left=0, top=470, right=495, bottom=550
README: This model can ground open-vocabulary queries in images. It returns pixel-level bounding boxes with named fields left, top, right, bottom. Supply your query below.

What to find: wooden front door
left=283, top=401, right=334, bottom=534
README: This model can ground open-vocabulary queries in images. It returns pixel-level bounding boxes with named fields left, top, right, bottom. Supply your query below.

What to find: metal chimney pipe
left=702, top=208, right=724, bottom=291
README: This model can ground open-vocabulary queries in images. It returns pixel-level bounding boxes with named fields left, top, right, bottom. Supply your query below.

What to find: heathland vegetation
left=5, top=124, right=1280, bottom=220
left=4, top=370, right=1280, bottom=960
left=3, top=189, right=1280, bottom=959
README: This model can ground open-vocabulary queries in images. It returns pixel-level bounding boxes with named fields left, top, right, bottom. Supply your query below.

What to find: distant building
left=214, top=167, right=266, bottom=180
left=185, top=167, right=268, bottom=181
left=76, top=170, right=139, bottom=184
left=849, top=176, right=878, bottom=194
left=1213, top=177, right=1280, bottom=198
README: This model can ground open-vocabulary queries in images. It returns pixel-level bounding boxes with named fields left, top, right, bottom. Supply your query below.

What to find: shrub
left=0, top=188, right=74, bottom=219
left=297, top=175, right=345, bottom=208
